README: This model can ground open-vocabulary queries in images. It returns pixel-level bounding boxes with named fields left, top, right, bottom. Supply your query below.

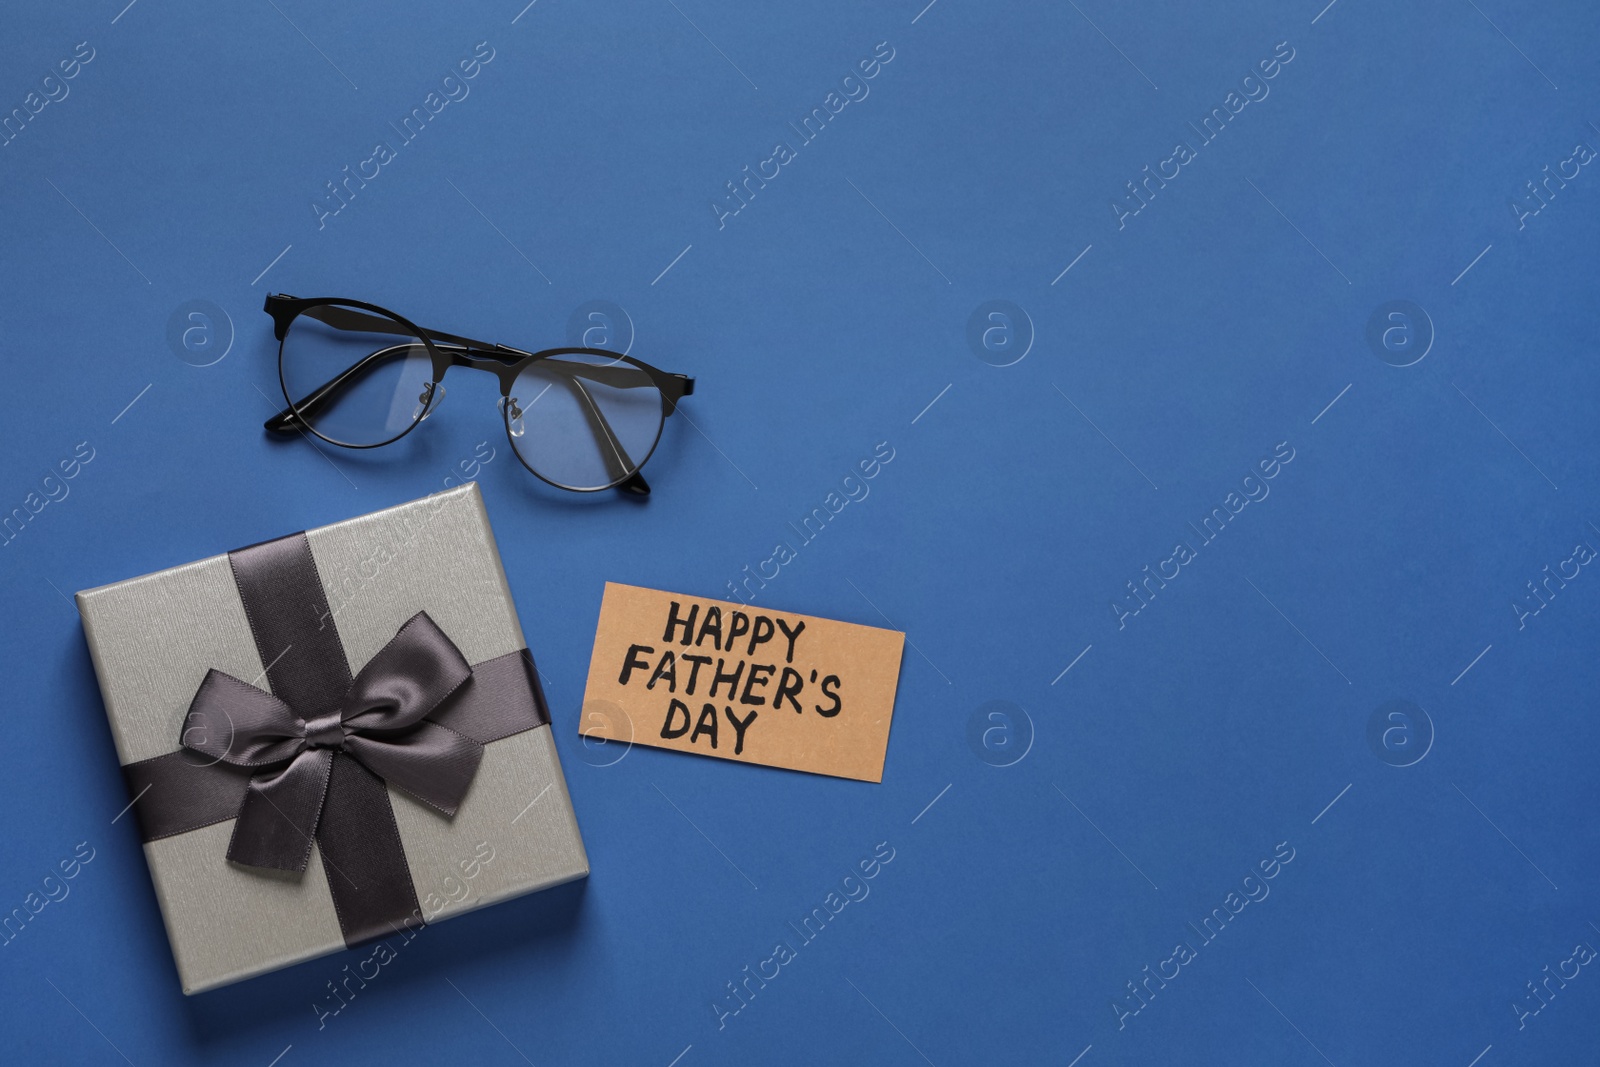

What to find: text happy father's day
left=616, top=601, right=842, bottom=756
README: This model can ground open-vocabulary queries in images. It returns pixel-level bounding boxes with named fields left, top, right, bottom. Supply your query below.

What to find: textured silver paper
left=77, top=483, right=588, bottom=994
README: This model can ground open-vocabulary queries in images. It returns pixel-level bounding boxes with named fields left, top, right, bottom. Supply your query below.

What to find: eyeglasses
left=262, top=294, right=695, bottom=495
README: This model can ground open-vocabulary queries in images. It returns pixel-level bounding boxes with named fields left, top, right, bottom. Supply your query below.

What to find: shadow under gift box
left=75, top=483, right=588, bottom=994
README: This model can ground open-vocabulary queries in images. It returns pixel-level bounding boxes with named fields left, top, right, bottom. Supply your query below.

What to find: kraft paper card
left=580, top=583, right=904, bottom=781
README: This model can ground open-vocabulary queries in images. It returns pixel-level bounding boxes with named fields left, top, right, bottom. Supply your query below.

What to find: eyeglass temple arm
left=264, top=343, right=428, bottom=433
left=563, top=378, right=648, bottom=495
left=264, top=343, right=422, bottom=432
left=263, top=342, right=667, bottom=435
left=264, top=342, right=655, bottom=496
left=293, top=303, right=694, bottom=402
left=295, top=303, right=499, bottom=353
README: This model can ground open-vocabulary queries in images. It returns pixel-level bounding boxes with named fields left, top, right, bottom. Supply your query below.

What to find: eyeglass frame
left=262, top=293, right=695, bottom=496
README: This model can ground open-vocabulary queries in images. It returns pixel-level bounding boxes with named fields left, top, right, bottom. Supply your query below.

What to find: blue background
left=2, top=0, right=1598, bottom=1063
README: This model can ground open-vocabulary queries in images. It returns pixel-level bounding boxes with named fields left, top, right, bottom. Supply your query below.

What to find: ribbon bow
left=182, top=611, right=483, bottom=873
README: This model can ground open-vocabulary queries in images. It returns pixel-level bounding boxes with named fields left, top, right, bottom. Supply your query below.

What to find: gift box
left=76, top=483, right=588, bottom=994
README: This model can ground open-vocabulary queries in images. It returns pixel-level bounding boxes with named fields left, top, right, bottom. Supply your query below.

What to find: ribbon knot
left=303, top=710, right=347, bottom=750
left=181, top=611, right=484, bottom=873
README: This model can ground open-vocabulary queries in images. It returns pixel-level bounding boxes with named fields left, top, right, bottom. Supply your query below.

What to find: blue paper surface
left=2, top=0, right=1597, bottom=1063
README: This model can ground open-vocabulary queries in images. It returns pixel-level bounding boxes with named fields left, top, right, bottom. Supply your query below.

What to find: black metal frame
left=263, top=294, right=695, bottom=495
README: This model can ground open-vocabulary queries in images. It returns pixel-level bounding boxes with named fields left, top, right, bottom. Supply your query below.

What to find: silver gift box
left=76, top=483, right=588, bottom=994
